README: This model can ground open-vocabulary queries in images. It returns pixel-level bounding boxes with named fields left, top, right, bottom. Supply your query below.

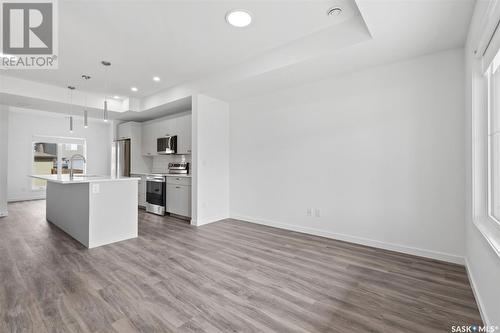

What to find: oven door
left=146, top=176, right=166, bottom=215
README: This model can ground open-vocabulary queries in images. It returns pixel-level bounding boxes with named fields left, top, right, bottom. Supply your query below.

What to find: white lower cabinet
left=131, top=174, right=147, bottom=207
left=166, top=177, right=191, bottom=218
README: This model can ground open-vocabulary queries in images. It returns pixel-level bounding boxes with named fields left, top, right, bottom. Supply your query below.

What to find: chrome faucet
left=69, top=154, right=86, bottom=180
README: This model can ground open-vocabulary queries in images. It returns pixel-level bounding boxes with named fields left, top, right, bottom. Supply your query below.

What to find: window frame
left=471, top=52, right=500, bottom=258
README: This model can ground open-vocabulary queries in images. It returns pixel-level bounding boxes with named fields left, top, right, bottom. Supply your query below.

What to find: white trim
left=465, top=258, right=491, bottom=327
left=8, top=194, right=46, bottom=202
left=470, top=27, right=500, bottom=259
left=231, top=214, right=465, bottom=265
left=0, top=210, right=8, bottom=218
left=193, top=214, right=228, bottom=227
left=473, top=217, right=500, bottom=258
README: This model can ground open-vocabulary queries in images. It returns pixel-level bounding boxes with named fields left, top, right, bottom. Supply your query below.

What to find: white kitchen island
left=31, top=175, right=139, bottom=248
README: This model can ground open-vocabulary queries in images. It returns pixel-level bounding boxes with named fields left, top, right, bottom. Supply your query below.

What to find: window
left=487, top=50, right=500, bottom=223
left=32, top=142, right=58, bottom=190
left=31, top=136, right=86, bottom=189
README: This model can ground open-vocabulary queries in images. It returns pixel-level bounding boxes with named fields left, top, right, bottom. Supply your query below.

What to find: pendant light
left=104, top=100, right=108, bottom=122
left=101, top=61, right=111, bottom=122
left=84, top=110, right=88, bottom=128
left=68, top=86, right=75, bottom=133
left=81, top=75, right=91, bottom=128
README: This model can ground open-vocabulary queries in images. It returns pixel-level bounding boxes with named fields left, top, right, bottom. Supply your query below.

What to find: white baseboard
left=193, top=214, right=229, bottom=226
left=231, top=214, right=465, bottom=265
left=0, top=210, right=8, bottom=218
left=8, top=194, right=46, bottom=202
left=464, top=258, right=490, bottom=327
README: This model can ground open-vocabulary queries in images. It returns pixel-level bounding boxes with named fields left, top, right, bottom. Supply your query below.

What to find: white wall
left=0, top=107, right=8, bottom=217
left=7, top=107, right=112, bottom=201
left=464, top=0, right=500, bottom=327
left=192, top=94, right=229, bottom=225
left=229, top=48, right=465, bottom=263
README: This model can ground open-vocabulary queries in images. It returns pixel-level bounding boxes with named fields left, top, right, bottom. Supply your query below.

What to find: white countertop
left=131, top=172, right=192, bottom=178
left=30, top=175, right=140, bottom=184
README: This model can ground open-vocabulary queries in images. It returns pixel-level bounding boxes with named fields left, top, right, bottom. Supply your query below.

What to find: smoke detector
left=327, top=7, right=342, bottom=16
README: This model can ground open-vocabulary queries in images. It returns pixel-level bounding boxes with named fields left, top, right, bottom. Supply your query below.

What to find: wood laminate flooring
left=0, top=200, right=482, bottom=333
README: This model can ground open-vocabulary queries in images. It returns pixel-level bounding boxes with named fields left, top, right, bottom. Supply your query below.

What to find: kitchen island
left=30, top=175, right=139, bottom=248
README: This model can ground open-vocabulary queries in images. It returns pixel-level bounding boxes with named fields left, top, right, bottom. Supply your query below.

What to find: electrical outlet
left=306, top=208, right=312, bottom=216
left=315, top=208, right=321, bottom=217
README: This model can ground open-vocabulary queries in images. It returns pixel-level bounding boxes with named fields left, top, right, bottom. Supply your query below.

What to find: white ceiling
left=3, top=0, right=360, bottom=98
left=0, top=0, right=475, bottom=120
left=205, top=0, right=476, bottom=100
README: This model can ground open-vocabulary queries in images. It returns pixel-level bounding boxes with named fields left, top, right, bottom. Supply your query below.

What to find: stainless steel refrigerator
left=113, top=139, right=131, bottom=177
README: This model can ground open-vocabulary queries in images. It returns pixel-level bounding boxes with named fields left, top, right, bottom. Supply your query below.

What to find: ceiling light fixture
left=131, top=87, right=138, bottom=92
left=113, top=95, right=120, bottom=99
left=84, top=110, right=88, bottom=128
left=327, top=7, right=342, bottom=16
left=226, top=10, right=252, bottom=27
left=68, top=86, right=76, bottom=133
left=101, top=61, right=111, bottom=122
left=81, top=75, right=91, bottom=128
left=153, top=76, right=160, bottom=82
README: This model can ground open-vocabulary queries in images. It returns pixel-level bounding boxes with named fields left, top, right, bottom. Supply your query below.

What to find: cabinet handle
left=176, top=186, right=180, bottom=189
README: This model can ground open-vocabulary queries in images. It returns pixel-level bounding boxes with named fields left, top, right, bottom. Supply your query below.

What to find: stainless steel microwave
left=157, top=135, right=177, bottom=154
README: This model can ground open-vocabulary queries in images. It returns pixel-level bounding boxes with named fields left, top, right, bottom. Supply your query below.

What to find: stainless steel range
left=146, top=175, right=166, bottom=215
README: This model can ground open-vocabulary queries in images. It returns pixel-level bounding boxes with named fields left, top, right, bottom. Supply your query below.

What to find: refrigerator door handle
left=116, top=141, right=121, bottom=178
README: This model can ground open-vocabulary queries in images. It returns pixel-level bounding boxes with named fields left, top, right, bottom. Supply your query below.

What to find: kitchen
left=117, top=111, right=193, bottom=220
left=0, top=0, right=496, bottom=332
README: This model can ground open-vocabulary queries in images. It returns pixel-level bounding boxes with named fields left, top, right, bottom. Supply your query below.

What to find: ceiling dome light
left=131, top=87, right=138, bottom=92
left=153, top=76, right=160, bottom=82
left=226, top=10, right=252, bottom=27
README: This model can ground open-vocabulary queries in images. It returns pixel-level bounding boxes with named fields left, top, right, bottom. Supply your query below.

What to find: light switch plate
left=92, top=184, right=100, bottom=194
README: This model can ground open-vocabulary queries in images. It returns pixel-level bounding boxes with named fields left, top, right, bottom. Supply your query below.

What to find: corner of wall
left=0, top=106, right=9, bottom=217
left=191, top=94, right=230, bottom=226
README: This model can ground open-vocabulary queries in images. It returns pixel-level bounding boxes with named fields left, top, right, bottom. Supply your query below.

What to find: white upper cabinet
left=117, top=122, right=151, bottom=173
left=117, top=122, right=134, bottom=140
left=141, top=112, right=192, bottom=156
left=141, top=121, right=159, bottom=156
left=175, top=114, right=192, bottom=155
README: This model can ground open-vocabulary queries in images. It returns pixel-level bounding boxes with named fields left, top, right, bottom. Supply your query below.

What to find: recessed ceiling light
left=131, top=87, right=138, bottom=92
left=113, top=95, right=120, bottom=99
left=153, top=76, right=161, bottom=82
left=226, top=10, right=252, bottom=27
left=327, top=7, right=342, bottom=16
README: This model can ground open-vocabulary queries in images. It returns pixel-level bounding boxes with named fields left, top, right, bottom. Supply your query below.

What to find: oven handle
left=146, top=177, right=165, bottom=183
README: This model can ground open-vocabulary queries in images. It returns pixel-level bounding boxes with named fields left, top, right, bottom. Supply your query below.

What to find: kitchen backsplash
left=151, top=155, right=192, bottom=174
